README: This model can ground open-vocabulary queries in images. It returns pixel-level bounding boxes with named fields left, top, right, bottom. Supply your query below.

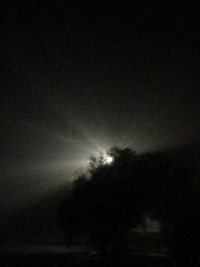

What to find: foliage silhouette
left=59, top=147, right=148, bottom=255
left=142, top=154, right=200, bottom=265
left=58, top=147, right=200, bottom=263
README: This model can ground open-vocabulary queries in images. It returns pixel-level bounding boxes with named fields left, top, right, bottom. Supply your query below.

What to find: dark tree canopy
left=59, top=147, right=145, bottom=253
left=58, top=147, right=199, bottom=261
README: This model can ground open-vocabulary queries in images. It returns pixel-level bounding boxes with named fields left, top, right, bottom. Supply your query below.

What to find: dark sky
left=1, top=1, right=200, bottom=214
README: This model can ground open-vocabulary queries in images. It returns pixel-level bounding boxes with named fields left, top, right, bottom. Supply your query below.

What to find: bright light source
left=105, top=155, right=113, bottom=164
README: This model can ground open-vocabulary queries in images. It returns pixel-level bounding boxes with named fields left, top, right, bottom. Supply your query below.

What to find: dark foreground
left=0, top=253, right=171, bottom=267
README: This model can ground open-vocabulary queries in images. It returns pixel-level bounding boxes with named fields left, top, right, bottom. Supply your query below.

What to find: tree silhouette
left=58, top=147, right=149, bottom=256
left=58, top=147, right=200, bottom=263
left=141, top=153, right=200, bottom=264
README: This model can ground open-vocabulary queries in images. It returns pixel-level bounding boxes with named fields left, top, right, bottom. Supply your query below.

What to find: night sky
left=1, top=2, right=200, bottom=216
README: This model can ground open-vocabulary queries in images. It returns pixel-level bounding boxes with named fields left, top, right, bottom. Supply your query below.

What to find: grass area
left=0, top=253, right=172, bottom=267
left=131, top=231, right=168, bottom=255
left=0, top=232, right=171, bottom=266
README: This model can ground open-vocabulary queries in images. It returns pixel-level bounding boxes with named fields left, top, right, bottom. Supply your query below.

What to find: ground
left=0, top=253, right=171, bottom=267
